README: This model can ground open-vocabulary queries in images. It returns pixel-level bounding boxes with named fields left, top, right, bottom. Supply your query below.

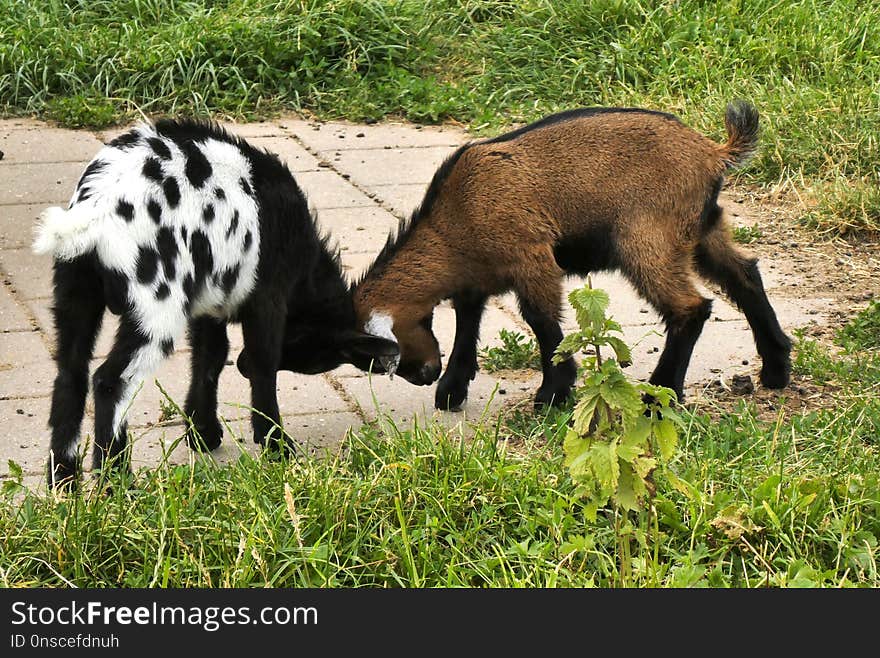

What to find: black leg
left=435, top=291, right=488, bottom=410
left=517, top=296, right=577, bottom=408
left=696, top=233, right=791, bottom=388
left=240, top=298, right=288, bottom=451
left=184, top=317, right=229, bottom=451
left=47, top=257, right=105, bottom=488
left=648, top=299, right=713, bottom=401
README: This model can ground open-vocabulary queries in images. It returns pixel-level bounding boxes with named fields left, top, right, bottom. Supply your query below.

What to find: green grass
left=2, top=315, right=878, bottom=587
left=1, top=1, right=878, bottom=197
left=732, top=224, right=764, bottom=244
left=478, top=329, right=542, bottom=372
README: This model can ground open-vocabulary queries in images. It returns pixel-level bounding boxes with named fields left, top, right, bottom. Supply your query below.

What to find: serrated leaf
left=571, top=394, right=600, bottom=435
left=604, top=335, right=632, bottom=366
left=616, top=464, right=640, bottom=512
left=554, top=333, right=586, bottom=361
left=622, top=415, right=651, bottom=447
left=7, top=459, right=22, bottom=481
left=617, top=442, right=643, bottom=463
left=640, top=383, right=677, bottom=408
left=632, top=456, right=657, bottom=479
left=598, top=370, right=642, bottom=417
left=654, top=417, right=678, bottom=460
left=570, top=287, right=610, bottom=331
left=589, top=440, right=620, bottom=499
left=562, top=428, right=591, bottom=475
left=583, top=500, right=599, bottom=522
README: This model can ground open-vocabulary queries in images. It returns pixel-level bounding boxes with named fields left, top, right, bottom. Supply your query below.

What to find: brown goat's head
left=359, top=307, right=442, bottom=386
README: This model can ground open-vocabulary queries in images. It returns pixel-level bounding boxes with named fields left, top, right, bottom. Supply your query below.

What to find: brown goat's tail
left=718, top=100, right=759, bottom=170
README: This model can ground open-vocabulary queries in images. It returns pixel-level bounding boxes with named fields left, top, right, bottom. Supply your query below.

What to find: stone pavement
left=0, top=115, right=831, bottom=490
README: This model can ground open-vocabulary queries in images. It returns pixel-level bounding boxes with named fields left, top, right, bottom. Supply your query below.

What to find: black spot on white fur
left=155, top=282, right=170, bottom=301
left=147, top=198, right=162, bottom=224
left=203, top=203, right=215, bottom=223
left=148, top=137, right=172, bottom=160
left=156, top=227, right=178, bottom=282
left=136, top=246, right=159, bottom=284
left=109, top=131, right=139, bottom=150
left=190, top=229, right=213, bottom=287
left=163, top=177, right=180, bottom=208
left=116, top=199, right=134, bottom=222
left=142, top=157, right=164, bottom=183
left=183, top=142, right=212, bottom=188
left=226, top=209, right=239, bottom=239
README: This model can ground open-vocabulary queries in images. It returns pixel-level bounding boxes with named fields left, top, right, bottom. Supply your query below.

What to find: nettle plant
left=553, top=283, right=681, bottom=521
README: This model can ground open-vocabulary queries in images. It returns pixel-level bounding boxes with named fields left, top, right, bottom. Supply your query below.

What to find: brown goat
left=351, top=101, right=792, bottom=410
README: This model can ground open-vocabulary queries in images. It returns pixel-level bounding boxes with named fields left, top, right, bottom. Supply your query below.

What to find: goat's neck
left=357, top=231, right=458, bottom=324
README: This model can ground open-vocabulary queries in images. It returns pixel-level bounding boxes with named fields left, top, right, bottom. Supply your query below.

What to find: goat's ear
left=337, top=330, right=399, bottom=361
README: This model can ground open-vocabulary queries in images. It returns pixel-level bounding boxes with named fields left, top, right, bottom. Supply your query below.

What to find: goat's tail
left=32, top=205, right=97, bottom=261
left=718, top=100, right=759, bottom=170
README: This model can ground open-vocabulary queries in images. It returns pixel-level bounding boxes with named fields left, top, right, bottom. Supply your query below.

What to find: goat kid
left=34, top=118, right=398, bottom=487
left=352, top=101, right=792, bottom=410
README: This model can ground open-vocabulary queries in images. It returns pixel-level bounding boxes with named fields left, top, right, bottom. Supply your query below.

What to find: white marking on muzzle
left=365, top=311, right=400, bottom=379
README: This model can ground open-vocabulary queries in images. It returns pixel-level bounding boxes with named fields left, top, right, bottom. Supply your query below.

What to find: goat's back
left=428, top=108, right=734, bottom=250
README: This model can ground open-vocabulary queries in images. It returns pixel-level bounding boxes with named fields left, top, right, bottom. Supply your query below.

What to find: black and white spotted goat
left=34, top=118, right=398, bottom=487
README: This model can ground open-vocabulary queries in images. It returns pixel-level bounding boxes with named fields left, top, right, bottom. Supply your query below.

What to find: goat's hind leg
left=47, top=257, right=106, bottom=488
left=435, top=290, right=488, bottom=411
left=695, top=222, right=791, bottom=389
left=623, top=249, right=712, bottom=402
left=184, top=317, right=229, bottom=451
left=92, top=316, right=179, bottom=480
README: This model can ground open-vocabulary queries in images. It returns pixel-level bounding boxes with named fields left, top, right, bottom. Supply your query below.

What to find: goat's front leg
left=184, top=316, right=229, bottom=451
left=435, top=290, right=488, bottom=411
left=240, top=299, right=289, bottom=452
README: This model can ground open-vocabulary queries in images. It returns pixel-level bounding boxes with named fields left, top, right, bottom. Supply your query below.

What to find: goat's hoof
left=47, top=461, right=79, bottom=491
left=760, top=363, right=791, bottom=389
left=257, top=434, right=298, bottom=458
left=187, top=420, right=223, bottom=451
left=435, top=378, right=469, bottom=411
left=534, top=385, right=572, bottom=409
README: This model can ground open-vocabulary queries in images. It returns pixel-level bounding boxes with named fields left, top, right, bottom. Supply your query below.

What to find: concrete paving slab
left=127, top=409, right=364, bottom=471
left=0, top=127, right=103, bottom=163
left=84, top=349, right=349, bottom=430
left=217, top=120, right=293, bottom=138
left=330, top=146, right=457, bottom=186
left=294, top=121, right=467, bottom=152
left=1, top=248, right=53, bottom=300
left=0, top=118, right=49, bottom=132
left=0, top=162, right=85, bottom=206
left=0, top=331, right=55, bottom=398
left=245, top=135, right=322, bottom=172
left=0, top=396, right=50, bottom=478
left=294, top=170, right=377, bottom=210
left=0, top=204, right=44, bottom=249
left=363, top=183, right=427, bottom=218
left=0, top=284, right=33, bottom=332
left=316, top=206, right=400, bottom=255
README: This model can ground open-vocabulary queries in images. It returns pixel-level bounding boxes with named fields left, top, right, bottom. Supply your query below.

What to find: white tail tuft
left=32, top=206, right=96, bottom=260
